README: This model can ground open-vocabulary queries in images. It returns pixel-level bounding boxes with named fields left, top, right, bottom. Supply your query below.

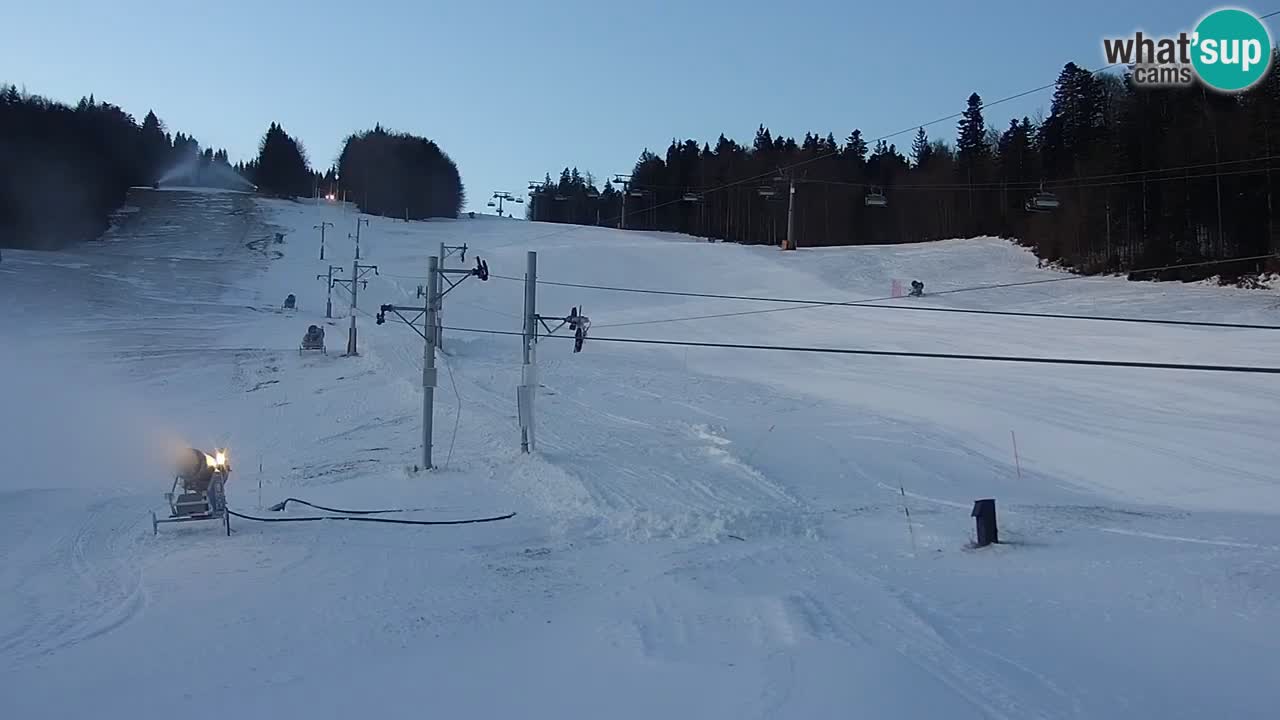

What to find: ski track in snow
left=0, top=492, right=149, bottom=670
left=3, top=191, right=1280, bottom=718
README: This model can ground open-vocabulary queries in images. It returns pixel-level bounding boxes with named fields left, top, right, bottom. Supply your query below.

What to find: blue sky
left=2, top=0, right=1268, bottom=210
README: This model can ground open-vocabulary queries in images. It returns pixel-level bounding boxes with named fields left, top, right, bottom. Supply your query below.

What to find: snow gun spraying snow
left=152, top=447, right=232, bottom=536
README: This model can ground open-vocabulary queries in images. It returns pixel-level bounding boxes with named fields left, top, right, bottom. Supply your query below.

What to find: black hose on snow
left=228, top=509, right=516, bottom=526
left=265, top=497, right=424, bottom=515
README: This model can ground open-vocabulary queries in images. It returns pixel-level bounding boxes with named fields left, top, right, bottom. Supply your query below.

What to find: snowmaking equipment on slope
left=300, top=324, right=326, bottom=355
left=152, top=447, right=232, bottom=536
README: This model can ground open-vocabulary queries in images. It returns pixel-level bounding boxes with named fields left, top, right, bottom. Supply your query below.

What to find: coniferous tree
left=954, top=93, right=993, bottom=232
left=253, top=122, right=312, bottom=197
left=911, top=127, right=933, bottom=168
left=337, top=125, right=463, bottom=219
left=845, top=129, right=868, bottom=164
left=956, top=93, right=990, bottom=171
left=139, top=110, right=170, bottom=183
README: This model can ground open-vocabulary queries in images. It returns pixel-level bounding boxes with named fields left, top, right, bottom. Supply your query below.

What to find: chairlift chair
left=757, top=186, right=778, bottom=198
left=1025, top=191, right=1061, bottom=213
left=682, top=192, right=702, bottom=202
left=1025, top=181, right=1060, bottom=213
left=865, top=186, right=888, bottom=208
left=486, top=200, right=496, bottom=207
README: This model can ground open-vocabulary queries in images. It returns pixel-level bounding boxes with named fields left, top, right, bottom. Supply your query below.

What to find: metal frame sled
left=300, top=325, right=326, bottom=355
left=153, top=453, right=231, bottom=536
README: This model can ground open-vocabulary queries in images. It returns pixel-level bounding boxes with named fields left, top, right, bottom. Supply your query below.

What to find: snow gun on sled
left=152, top=447, right=232, bottom=536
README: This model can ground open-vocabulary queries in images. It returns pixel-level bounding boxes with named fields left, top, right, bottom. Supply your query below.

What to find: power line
left=1064, top=165, right=1280, bottom=190
left=456, top=300, right=523, bottom=320
left=377, top=271, right=520, bottom=321
left=1043, top=154, right=1280, bottom=187
left=489, top=253, right=1280, bottom=331
left=439, top=324, right=1280, bottom=375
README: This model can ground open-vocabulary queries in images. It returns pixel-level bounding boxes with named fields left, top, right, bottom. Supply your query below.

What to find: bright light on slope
left=203, top=449, right=228, bottom=469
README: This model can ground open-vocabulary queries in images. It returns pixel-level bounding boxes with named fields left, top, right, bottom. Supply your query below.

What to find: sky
left=2, top=0, right=1267, bottom=211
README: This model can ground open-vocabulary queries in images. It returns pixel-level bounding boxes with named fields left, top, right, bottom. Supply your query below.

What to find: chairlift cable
left=485, top=254, right=1280, bottom=331
left=770, top=155, right=1280, bottom=192
left=437, top=325, right=1280, bottom=375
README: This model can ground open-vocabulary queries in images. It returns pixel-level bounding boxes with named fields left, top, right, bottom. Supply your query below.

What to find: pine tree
left=1041, top=62, right=1107, bottom=176
left=753, top=125, right=774, bottom=153
left=956, top=93, right=990, bottom=169
left=845, top=129, right=868, bottom=163
left=139, top=110, right=169, bottom=183
left=911, top=127, right=933, bottom=168
left=254, top=122, right=312, bottom=197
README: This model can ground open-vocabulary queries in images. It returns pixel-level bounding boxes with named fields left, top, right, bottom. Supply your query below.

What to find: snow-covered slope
left=3, top=189, right=1279, bottom=719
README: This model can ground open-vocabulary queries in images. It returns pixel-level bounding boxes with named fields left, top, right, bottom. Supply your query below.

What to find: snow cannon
left=153, top=447, right=232, bottom=536
left=176, top=447, right=227, bottom=491
left=300, top=324, right=326, bottom=355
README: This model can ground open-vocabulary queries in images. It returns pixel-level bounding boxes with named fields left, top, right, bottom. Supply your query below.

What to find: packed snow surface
left=3, top=189, right=1279, bottom=719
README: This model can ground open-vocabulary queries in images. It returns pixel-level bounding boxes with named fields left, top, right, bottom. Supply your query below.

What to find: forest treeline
left=0, top=87, right=248, bottom=248
left=1, top=86, right=464, bottom=249
left=531, top=59, right=1280, bottom=280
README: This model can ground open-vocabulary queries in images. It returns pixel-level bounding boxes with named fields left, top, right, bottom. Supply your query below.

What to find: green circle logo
left=1192, top=8, right=1273, bottom=92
